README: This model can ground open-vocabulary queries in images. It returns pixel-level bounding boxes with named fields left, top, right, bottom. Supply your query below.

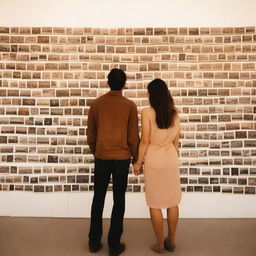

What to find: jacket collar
left=107, top=90, right=123, bottom=96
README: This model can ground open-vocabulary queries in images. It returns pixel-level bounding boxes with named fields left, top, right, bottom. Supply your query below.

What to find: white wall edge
left=0, top=0, right=256, bottom=27
left=1, top=191, right=256, bottom=218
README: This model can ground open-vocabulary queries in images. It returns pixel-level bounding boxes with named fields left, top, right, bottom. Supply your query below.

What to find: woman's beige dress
left=144, top=108, right=182, bottom=209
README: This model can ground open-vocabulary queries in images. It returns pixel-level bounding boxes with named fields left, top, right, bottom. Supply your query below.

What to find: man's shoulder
left=90, top=97, right=99, bottom=106
left=122, top=96, right=137, bottom=108
left=91, top=93, right=106, bottom=104
left=92, top=92, right=137, bottom=109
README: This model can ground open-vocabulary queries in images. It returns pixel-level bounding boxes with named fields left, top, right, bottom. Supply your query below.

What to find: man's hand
left=133, top=162, right=142, bottom=176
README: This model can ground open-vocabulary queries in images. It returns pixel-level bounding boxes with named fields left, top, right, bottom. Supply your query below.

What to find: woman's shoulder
left=141, top=107, right=155, bottom=122
left=142, top=107, right=154, bottom=115
left=173, top=107, right=180, bottom=126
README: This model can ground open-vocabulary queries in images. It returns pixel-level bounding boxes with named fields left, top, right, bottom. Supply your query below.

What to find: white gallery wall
left=0, top=0, right=256, bottom=218
left=0, top=0, right=256, bottom=27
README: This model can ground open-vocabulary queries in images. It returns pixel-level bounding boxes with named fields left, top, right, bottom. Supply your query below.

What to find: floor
left=0, top=217, right=255, bottom=256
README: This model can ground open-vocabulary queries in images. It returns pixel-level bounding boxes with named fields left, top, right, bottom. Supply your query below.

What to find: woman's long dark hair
left=147, top=79, right=177, bottom=129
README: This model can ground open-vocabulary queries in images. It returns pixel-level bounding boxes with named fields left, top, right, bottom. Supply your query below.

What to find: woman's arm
left=133, top=108, right=150, bottom=172
left=173, top=129, right=180, bottom=153
left=173, top=112, right=180, bottom=154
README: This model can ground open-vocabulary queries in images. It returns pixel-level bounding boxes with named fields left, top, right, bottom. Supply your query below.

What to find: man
left=87, top=68, right=140, bottom=256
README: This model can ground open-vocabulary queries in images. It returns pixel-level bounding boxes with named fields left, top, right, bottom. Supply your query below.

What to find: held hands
left=133, top=162, right=143, bottom=176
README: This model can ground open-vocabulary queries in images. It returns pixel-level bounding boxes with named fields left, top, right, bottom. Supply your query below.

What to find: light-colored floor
left=0, top=217, right=255, bottom=256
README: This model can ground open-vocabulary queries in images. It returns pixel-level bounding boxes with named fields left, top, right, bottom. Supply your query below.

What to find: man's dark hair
left=107, top=68, right=127, bottom=91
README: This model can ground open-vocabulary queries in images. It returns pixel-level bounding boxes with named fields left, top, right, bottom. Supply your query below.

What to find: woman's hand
left=133, top=162, right=142, bottom=176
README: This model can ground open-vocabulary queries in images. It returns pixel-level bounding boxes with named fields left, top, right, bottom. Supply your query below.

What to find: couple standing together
left=87, top=68, right=182, bottom=256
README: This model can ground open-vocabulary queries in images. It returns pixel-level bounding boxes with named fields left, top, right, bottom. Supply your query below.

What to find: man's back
left=88, top=68, right=139, bottom=254
left=87, top=90, right=139, bottom=160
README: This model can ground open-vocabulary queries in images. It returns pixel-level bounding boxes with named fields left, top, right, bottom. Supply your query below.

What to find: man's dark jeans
left=88, top=158, right=130, bottom=248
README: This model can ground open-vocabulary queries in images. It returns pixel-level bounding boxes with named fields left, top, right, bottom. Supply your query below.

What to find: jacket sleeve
left=86, top=101, right=97, bottom=155
left=127, top=102, right=140, bottom=162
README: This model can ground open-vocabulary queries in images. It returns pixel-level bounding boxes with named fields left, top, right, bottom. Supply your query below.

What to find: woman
left=133, top=78, right=181, bottom=253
